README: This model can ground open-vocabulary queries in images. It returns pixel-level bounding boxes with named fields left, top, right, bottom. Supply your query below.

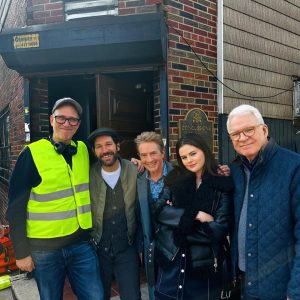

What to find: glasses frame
left=229, top=124, right=263, bottom=141
left=54, top=115, right=81, bottom=126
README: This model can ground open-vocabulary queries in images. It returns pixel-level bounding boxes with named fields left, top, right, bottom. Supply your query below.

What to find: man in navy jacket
left=134, top=131, right=173, bottom=300
left=227, top=104, right=300, bottom=300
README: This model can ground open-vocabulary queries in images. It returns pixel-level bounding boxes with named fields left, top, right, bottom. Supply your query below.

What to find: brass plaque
left=13, top=34, right=40, bottom=49
left=179, top=109, right=213, bottom=150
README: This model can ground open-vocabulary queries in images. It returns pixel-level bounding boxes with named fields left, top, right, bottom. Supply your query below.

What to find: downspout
left=217, top=0, right=224, bottom=114
left=160, top=67, right=169, bottom=160
left=160, top=14, right=169, bottom=159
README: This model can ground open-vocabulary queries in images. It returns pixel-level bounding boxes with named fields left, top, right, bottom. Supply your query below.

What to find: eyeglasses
left=229, top=124, right=263, bottom=141
left=54, top=115, right=80, bottom=126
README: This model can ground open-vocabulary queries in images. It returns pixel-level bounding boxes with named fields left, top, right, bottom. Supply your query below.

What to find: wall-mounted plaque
left=179, top=109, right=213, bottom=150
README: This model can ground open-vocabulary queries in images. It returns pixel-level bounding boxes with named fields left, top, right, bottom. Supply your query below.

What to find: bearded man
left=88, top=127, right=141, bottom=300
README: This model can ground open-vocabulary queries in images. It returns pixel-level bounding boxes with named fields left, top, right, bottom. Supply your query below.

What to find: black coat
left=154, top=172, right=234, bottom=272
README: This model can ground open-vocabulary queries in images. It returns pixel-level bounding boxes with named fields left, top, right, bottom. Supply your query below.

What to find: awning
left=0, top=13, right=167, bottom=74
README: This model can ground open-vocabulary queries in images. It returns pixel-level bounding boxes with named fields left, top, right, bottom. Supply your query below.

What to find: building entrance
left=48, top=70, right=154, bottom=159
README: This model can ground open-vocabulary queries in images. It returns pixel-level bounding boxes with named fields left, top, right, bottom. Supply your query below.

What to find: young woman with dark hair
left=154, top=133, right=234, bottom=300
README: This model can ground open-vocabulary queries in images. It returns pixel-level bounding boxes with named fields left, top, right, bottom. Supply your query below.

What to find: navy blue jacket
left=230, top=138, right=300, bottom=300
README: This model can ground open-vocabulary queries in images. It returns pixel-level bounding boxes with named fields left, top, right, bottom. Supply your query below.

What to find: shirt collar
left=240, top=139, right=270, bottom=171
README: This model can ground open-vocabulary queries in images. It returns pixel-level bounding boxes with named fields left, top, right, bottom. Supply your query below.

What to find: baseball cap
left=88, top=127, right=120, bottom=147
left=52, top=97, right=82, bottom=115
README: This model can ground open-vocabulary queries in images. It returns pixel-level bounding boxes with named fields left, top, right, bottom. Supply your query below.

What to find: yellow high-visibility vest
left=26, top=139, right=92, bottom=238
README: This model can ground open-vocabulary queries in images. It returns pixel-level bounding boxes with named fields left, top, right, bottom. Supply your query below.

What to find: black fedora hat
left=88, top=127, right=120, bottom=147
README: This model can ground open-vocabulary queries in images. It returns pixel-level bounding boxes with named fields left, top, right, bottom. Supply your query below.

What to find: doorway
left=48, top=71, right=154, bottom=159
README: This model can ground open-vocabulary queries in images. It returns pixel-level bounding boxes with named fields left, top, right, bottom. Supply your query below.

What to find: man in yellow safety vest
left=7, top=97, right=104, bottom=300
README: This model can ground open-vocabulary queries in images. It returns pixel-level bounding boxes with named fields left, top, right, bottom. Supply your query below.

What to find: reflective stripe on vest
left=29, top=183, right=89, bottom=202
left=28, top=204, right=91, bottom=220
left=26, top=139, right=92, bottom=238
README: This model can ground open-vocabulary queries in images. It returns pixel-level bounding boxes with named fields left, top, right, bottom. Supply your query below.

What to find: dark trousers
left=240, top=272, right=260, bottom=300
left=98, top=244, right=141, bottom=300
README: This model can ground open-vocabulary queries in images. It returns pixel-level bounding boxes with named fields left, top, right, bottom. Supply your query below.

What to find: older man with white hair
left=227, top=104, right=300, bottom=300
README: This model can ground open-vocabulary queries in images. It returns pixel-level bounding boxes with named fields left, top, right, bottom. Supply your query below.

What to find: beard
left=98, top=151, right=119, bottom=167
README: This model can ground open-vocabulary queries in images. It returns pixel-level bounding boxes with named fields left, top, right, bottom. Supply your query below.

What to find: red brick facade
left=29, top=78, right=49, bottom=141
left=166, top=0, right=218, bottom=159
left=119, top=0, right=162, bottom=15
left=120, top=0, right=218, bottom=160
left=27, top=0, right=64, bottom=25
left=0, top=0, right=27, bottom=221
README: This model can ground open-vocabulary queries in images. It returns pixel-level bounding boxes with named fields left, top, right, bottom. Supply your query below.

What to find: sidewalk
left=0, top=287, right=13, bottom=300
left=64, top=268, right=149, bottom=300
left=0, top=268, right=149, bottom=300
left=1, top=280, right=150, bottom=300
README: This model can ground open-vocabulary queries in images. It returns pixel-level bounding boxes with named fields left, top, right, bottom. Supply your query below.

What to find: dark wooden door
left=95, top=73, right=153, bottom=158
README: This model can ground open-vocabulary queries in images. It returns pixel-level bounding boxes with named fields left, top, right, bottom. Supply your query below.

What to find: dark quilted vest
left=100, top=179, right=128, bottom=254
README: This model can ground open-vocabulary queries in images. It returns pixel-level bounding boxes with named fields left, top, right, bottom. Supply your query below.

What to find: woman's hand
left=166, top=200, right=173, bottom=206
left=195, top=211, right=214, bottom=222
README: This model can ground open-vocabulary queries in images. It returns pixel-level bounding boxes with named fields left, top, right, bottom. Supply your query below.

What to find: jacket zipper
left=171, top=248, right=180, bottom=261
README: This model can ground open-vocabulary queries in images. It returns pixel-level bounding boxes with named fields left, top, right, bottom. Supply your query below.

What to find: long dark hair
left=176, top=133, right=218, bottom=176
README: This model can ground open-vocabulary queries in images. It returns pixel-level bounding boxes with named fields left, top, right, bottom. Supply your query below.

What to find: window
left=64, top=0, right=118, bottom=21
left=0, top=0, right=12, bottom=31
left=0, top=107, right=10, bottom=183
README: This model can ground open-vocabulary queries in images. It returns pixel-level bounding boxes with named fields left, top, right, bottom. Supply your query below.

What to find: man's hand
left=217, top=164, right=230, bottom=176
left=16, top=255, right=35, bottom=272
left=131, top=158, right=144, bottom=174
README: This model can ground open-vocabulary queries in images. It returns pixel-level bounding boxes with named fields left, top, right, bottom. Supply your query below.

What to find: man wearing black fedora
left=88, top=127, right=141, bottom=300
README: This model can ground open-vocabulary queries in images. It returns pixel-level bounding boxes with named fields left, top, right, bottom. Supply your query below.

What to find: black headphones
left=49, top=137, right=78, bottom=155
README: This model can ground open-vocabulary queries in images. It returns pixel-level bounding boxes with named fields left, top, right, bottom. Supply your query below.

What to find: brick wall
left=119, top=0, right=163, bottom=15
left=27, top=0, right=163, bottom=24
left=29, top=78, right=50, bottom=141
left=0, top=0, right=27, bottom=222
left=119, top=0, right=218, bottom=160
left=27, top=0, right=64, bottom=25
left=166, top=0, right=218, bottom=160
